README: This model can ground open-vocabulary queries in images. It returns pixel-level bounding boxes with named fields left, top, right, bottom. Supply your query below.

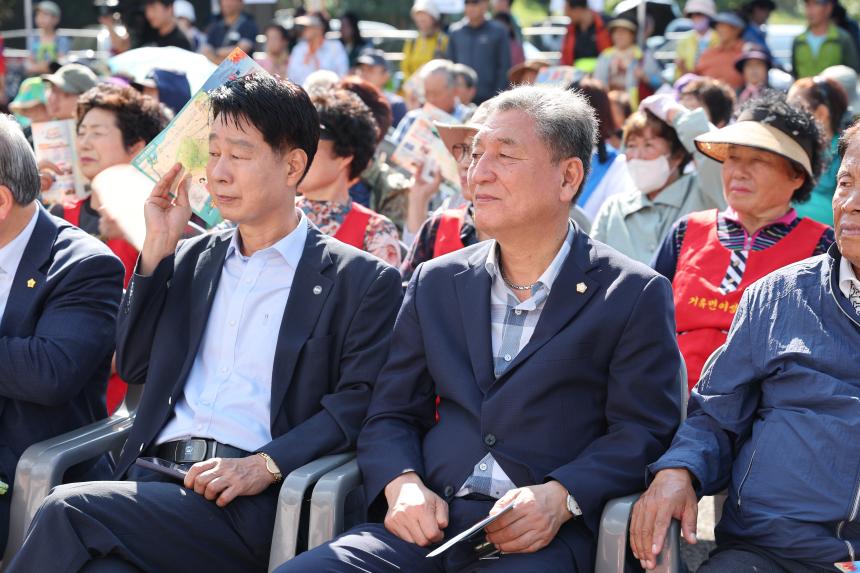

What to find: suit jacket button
left=484, top=434, right=496, bottom=446
left=443, top=485, right=454, bottom=497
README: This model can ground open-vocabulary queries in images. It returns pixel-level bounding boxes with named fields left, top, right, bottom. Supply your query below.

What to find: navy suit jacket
left=114, top=221, right=403, bottom=479
left=357, top=225, right=682, bottom=571
left=0, top=207, right=124, bottom=552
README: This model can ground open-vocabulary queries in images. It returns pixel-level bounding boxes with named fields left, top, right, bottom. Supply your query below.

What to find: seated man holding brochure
left=276, top=85, right=682, bottom=572
left=7, top=74, right=403, bottom=572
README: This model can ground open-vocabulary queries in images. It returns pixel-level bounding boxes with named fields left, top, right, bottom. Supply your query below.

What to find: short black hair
left=144, top=0, right=174, bottom=5
left=839, top=118, right=860, bottom=159
left=567, top=0, right=588, bottom=9
left=736, top=89, right=824, bottom=203
left=311, top=89, right=379, bottom=180
left=209, top=74, right=319, bottom=181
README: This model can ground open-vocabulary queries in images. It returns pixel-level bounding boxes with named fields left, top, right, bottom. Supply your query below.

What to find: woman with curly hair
left=297, top=89, right=402, bottom=266
left=50, top=83, right=170, bottom=412
left=652, top=90, right=835, bottom=389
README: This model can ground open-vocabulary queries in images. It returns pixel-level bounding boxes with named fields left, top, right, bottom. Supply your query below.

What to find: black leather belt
left=156, top=438, right=250, bottom=464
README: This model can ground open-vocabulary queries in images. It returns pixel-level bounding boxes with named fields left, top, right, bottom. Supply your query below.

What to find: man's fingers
left=204, top=476, right=229, bottom=501
left=174, top=174, right=192, bottom=208
left=183, top=458, right=217, bottom=489
left=629, top=498, right=645, bottom=560
left=434, top=497, right=449, bottom=529
left=152, top=163, right=183, bottom=198
left=416, top=507, right=443, bottom=544
left=497, top=529, right=538, bottom=554
left=681, top=499, right=699, bottom=544
left=215, top=485, right=239, bottom=507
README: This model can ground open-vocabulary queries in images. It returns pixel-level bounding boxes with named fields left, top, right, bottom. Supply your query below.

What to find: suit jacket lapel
left=270, top=224, right=333, bottom=419
left=0, top=209, right=56, bottom=337
left=454, top=244, right=495, bottom=393
left=501, top=227, right=599, bottom=377
left=174, top=233, right=231, bottom=389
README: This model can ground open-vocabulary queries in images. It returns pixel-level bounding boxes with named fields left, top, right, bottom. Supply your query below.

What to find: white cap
left=411, top=0, right=441, bottom=21
left=173, top=0, right=196, bottom=23
left=684, top=0, right=717, bottom=18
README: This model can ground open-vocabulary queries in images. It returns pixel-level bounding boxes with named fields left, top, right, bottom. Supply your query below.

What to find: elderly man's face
left=468, top=109, right=582, bottom=238
left=721, top=144, right=804, bottom=218
left=834, top=138, right=860, bottom=267
left=424, top=73, right=456, bottom=113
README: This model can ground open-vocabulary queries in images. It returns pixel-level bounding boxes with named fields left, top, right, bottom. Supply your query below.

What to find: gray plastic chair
left=300, top=357, right=691, bottom=572
left=1, top=384, right=144, bottom=569
left=267, top=453, right=355, bottom=573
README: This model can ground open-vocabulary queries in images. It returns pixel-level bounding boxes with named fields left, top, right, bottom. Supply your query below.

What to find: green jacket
left=792, top=24, right=860, bottom=78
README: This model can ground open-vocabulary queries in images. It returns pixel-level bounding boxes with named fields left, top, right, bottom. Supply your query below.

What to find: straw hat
left=695, top=107, right=814, bottom=176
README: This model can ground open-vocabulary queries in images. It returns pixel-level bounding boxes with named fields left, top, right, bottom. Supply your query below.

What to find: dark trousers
left=5, top=469, right=279, bottom=573
left=699, top=542, right=836, bottom=573
left=274, top=498, right=580, bottom=573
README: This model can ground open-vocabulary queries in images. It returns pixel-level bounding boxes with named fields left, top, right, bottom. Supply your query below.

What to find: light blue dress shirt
left=157, top=212, right=309, bottom=452
left=0, top=205, right=39, bottom=325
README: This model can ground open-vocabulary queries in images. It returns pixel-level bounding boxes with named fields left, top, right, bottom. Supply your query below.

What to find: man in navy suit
left=277, top=86, right=683, bottom=572
left=0, top=114, right=124, bottom=554
left=7, top=75, right=403, bottom=572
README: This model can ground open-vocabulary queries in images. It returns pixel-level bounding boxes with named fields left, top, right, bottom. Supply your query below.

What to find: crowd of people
left=0, top=0, right=859, bottom=572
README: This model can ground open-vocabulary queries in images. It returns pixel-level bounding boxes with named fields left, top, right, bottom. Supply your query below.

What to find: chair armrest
left=267, top=453, right=355, bottom=573
left=2, top=411, right=136, bottom=565
left=307, top=458, right=363, bottom=551
left=595, top=493, right=681, bottom=573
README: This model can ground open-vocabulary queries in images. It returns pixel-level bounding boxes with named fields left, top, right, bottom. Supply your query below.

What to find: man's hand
left=383, top=472, right=449, bottom=547
left=484, top=482, right=572, bottom=554
left=404, top=162, right=443, bottom=234
left=184, top=456, right=275, bottom=508
left=140, top=163, right=192, bottom=276
left=630, top=468, right=699, bottom=570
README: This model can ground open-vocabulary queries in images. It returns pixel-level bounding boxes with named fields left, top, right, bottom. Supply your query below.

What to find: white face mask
left=626, top=155, right=674, bottom=194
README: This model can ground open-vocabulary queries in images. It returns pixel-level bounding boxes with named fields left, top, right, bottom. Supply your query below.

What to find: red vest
left=673, top=209, right=827, bottom=390
left=63, top=199, right=136, bottom=414
left=561, top=12, right=611, bottom=66
left=433, top=206, right=468, bottom=257
left=332, top=202, right=375, bottom=249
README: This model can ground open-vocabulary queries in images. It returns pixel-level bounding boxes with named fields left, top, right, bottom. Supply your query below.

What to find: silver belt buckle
left=175, top=439, right=208, bottom=463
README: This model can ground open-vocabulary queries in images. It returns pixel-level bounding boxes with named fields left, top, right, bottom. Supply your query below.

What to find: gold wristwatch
left=257, top=452, right=283, bottom=483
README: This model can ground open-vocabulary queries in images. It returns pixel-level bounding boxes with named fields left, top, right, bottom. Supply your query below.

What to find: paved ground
left=680, top=496, right=722, bottom=571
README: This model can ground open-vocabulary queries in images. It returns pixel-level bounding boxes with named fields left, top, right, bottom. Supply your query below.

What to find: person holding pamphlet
left=276, top=86, right=681, bottom=573
left=7, top=73, right=402, bottom=573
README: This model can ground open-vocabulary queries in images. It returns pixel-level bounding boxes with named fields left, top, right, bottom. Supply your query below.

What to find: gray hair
left=419, top=59, right=457, bottom=89
left=0, top=115, right=40, bottom=205
left=452, top=63, right=478, bottom=89
left=485, top=86, right=597, bottom=183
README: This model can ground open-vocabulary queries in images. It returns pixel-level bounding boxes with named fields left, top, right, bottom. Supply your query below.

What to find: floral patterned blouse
left=296, top=197, right=402, bottom=267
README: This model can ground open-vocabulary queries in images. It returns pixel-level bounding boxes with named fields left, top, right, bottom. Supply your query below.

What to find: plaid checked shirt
left=839, top=256, right=860, bottom=317
left=456, top=224, right=574, bottom=499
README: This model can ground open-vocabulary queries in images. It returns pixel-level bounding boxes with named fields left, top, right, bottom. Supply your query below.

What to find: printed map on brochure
left=132, top=48, right=267, bottom=227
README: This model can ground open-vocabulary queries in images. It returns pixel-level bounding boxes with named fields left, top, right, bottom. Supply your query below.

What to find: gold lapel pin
left=576, top=282, right=587, bottom=294
left=26, top=278, right=36, bottom=289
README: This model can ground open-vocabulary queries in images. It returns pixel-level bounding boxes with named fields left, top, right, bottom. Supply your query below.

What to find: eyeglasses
left=451, top=142, right=471, bottom=164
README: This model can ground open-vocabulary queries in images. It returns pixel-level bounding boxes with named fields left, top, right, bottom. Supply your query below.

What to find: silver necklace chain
left=501, top=270, right=539, bottom=291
